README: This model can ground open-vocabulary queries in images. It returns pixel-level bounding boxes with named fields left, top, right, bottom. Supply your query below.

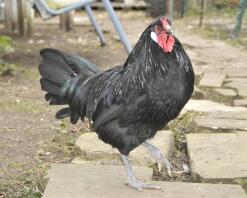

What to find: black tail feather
left=39, top=48, right=78, bottom=106
left=39, top=50, right=74, bottom=85
left=40, top=78, right=61, bottom=96
left=39, top=48, right=101, bottom=124
left=70, top=112, right=80, bottom=124
left=56, top=107, right=72, bottom=119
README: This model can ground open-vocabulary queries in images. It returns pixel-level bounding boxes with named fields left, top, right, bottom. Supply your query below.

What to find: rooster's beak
left=168, top=28, right=174, bottom=36
left=166, top=25, right=174, bottom=36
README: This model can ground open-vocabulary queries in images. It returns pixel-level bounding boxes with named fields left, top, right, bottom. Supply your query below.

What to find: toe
left=158, top=158, right=173, bottom=177
left=137, top=187, right=143, bottom=191
left=126, top=182, right=142, bottom=191
left=127, top=180, right=161, bottom=191
left=140, top=182, right=162, bottom=190
left=158, top=162, right=162, bottom=172
left=152, top=185, right=162, bottom=190
left=167, top=168, right=172, bottom=177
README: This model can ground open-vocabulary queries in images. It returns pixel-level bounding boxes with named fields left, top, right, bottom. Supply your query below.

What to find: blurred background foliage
left=0, top=35, right=17, bottom=76
left=144, top=0, right=246, bottom=49
left=144, top=0, right=242, bottom=16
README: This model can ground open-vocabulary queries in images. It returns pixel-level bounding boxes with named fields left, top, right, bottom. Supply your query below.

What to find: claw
left=167, top=166, right=172, bottom=177
left=143, top=142, right=173, bottom=177
left=137, top=187, right=143, bottom=192
left=164, top=161, right=173, bottom=177
left=158, top=162, right=162, bottom=172
left=157, top=158, right=173, bottom=177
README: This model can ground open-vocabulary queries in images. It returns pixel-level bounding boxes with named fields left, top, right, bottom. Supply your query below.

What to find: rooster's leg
left=143, top=141, right=172, bottom=176
left=121, top=155, right=161, bottom=191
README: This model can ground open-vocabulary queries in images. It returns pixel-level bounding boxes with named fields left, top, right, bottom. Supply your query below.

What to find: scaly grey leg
left=121, top=155, right=161, bottom=191
left=143, top=141, right=172, bottom=176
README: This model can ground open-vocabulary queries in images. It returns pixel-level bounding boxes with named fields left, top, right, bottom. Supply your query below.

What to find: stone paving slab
left=206, top=111, right=247, bottom=120
left=225, top=70, right=247, bottom=78
left=194, top=117, right=247, bottom=132
left=225, top=78, right=247, bottom=84
left=192, top=64, right=207, bottom=76
left=214, top=88, right=237, bottom=97
left=199, top=72, right=226, bottom=88
left=71, top=157, right=122, bottom=165
left=234, top=99, right=247, bottom=107
left=192, top=87, right=205, bottom=99
left=201, top=88, right=236, bottom=104
left=195, top=47, right=244, bottom=64
left=76, top=130, right=174, bottom=165
left=187, top=132, right=247, bottom=180
left=43, top=164, right=246, bottom=198
left=223, top=66, right=247, bottom=78
left=225, top=79, right=247, bottom=97
left=182, top=99, right=247, bottom=114
left=179, top=35, right=213, bottom=49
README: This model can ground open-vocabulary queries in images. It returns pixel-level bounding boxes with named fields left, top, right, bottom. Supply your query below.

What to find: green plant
left=0, top=36, right=14, bottom=56
left=0, top=36, right=16, bottom=76
left=0, top=60, right=17, bottom=76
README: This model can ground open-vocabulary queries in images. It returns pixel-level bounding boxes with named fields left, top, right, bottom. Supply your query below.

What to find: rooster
left=39, top=17, right=194, bottom=191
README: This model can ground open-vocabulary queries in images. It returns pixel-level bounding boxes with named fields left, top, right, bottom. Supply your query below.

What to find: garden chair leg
left=102, top=0, right=132, bottom=53
left=85, top=4, right=106, bottom=46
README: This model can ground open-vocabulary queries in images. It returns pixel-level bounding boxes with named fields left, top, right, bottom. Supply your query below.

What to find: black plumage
left=39, top=17, right=194, bottom=157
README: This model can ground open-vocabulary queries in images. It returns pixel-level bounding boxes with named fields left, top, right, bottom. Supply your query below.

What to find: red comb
left=160, top=17, right=168, bottom=28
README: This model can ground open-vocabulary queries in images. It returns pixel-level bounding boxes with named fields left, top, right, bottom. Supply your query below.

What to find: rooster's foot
left=143, top=141, right=172, bottom=177
left=121, top=154, right=161, bottom=191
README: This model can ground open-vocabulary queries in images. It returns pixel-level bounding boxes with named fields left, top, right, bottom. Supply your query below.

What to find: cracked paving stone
left=43, top=164, right=246, bottom=198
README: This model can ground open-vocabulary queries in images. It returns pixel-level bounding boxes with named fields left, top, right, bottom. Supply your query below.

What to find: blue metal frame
left=34, top=0, right=106, bottom=45
left=33, top=0, right=93, bottom=19
left=33, top=0, right=132, bottom=54
left=102, top=0, right=132, bottom=53
left=84, top=5, right=105, bottom=46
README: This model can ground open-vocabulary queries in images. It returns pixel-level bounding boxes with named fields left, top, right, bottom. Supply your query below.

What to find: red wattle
left=166, top=35, right=175, bottom=52
left=157, top=33, right=175, bottom=53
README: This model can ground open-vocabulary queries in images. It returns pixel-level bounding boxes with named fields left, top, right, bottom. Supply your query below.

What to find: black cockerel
left=39, top=17, right=194, bottom=191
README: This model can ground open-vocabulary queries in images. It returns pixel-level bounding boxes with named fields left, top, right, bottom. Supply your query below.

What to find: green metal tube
left=234, top=0, right=247, bottom=37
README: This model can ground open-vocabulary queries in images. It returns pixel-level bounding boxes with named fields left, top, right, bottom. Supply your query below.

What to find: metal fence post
left=17, top=0, right=25, bottom=36
left=234, top=0, right=247, bottom=37
left=169, top=0, right=174, bottom=21
left=25, top=0, right=34, bottom=36
left=4, top=0, right=14, bottom=33
left=199, top=0, right=204, bottom=27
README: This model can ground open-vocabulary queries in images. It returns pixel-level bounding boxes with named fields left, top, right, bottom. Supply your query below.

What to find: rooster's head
left=150, top=17, right=175, bottom=53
